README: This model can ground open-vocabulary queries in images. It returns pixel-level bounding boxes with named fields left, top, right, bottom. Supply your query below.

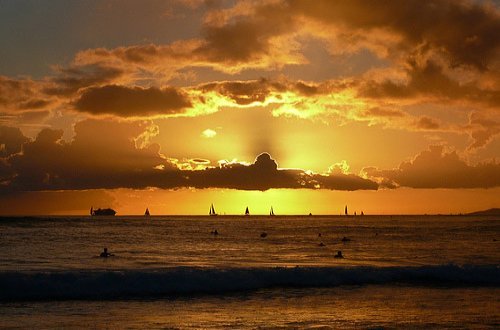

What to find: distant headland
left=466, top=208, right=500, bottom=216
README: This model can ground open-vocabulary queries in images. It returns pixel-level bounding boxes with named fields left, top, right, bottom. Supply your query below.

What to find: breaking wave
left=0, top=264, right=498, bottom=301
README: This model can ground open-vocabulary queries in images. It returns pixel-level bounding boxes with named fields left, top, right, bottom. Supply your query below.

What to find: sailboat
left=345, top=205, right=348, bottom=216
left=245, top=206, right=250, bottom=216
left=209, top=203, right=218, bottom=216
left=144, top=208, right=150, bottom=216
left=269, top=206, right=275, bottom=216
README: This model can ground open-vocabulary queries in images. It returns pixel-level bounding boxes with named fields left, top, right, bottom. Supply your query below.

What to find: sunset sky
left=0, top=0, right=499, bottom=215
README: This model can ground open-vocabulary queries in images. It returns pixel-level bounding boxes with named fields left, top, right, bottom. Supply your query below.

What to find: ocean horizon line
left=0, top=212, right=496, bottom=218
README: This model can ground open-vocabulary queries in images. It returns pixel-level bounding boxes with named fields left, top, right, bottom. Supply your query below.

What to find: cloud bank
left=0, top=121, right=377, bottom=193
left=364, top=145, right=500, bottom=189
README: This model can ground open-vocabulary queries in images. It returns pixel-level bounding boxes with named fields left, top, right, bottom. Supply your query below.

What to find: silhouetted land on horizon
left=465, top=208, right=500, bottom=216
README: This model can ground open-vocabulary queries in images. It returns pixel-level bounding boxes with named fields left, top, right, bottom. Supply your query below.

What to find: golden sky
left=0, top=0, right=499, bottom=215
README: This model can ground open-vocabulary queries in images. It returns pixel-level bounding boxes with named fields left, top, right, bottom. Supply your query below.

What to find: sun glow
left=201, top=128, right=217, bottom=138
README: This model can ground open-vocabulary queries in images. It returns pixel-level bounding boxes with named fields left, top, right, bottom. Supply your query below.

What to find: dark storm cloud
left=193, top=2, right=295, bottom=64
left=76, top=0, right=500, bottom=72
left=0, top=126, right=28, bottom=157
left=0, top=123, right=378, bottom=192
left=182, top=153, right=378, bottom=191
left=359, top=60, right=500, bottom=108
left=3, top=122, right=498, bottom=192
left=364, top=145, right=500, bottom=189
left=74, top=85, right=192, bottom=116
left=288, top=0, right=500, bottom=70
left=2, top=120, right=175, bottom=191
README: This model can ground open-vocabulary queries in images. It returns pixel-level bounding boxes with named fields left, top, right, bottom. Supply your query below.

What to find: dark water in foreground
left=0, top=215, right=498, bottom=328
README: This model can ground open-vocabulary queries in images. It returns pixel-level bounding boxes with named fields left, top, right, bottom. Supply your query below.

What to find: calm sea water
left=0, top=215, right=498, bottom=328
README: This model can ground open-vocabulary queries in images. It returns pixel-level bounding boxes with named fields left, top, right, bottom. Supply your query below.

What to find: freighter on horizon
left=90, top=207, right=116, bottom=216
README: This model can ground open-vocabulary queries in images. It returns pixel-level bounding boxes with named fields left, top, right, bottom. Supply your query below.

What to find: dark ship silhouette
left=90, top=207, right=116, bottom=216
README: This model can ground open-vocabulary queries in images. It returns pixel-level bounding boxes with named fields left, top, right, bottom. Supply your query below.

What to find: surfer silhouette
left=99, top=247, right=114, bottom=258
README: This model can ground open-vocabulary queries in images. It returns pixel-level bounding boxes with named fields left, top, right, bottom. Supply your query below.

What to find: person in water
left=334, top=250, right=344, bottom=258
left=99, top=247, right=114, bottom=258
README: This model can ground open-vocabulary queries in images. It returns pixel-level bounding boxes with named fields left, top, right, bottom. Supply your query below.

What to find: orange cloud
left=413, top=116, right=442, bottom=131
left=361, top=107, right=405, bottom=118
left=44, top=64, right=126, bottom=97
left=465, top=111, right=500, bottom=150
left=71, top=0, right=500, bottom=77
left=0, top=0, right=497, bottom=152
left=0, top=76, right=57, bottom=113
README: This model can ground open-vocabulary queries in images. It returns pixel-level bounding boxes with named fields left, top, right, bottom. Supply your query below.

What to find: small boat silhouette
left=245, top=206, right=250, bottom=216
left=209, top=203, right=218, bottom=216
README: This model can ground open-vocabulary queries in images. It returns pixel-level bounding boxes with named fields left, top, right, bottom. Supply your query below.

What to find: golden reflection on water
left=3, top=286, right=498, bottom=329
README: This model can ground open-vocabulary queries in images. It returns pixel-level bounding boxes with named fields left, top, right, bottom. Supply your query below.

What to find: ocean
left=0, top=215, right=498, bottom=329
